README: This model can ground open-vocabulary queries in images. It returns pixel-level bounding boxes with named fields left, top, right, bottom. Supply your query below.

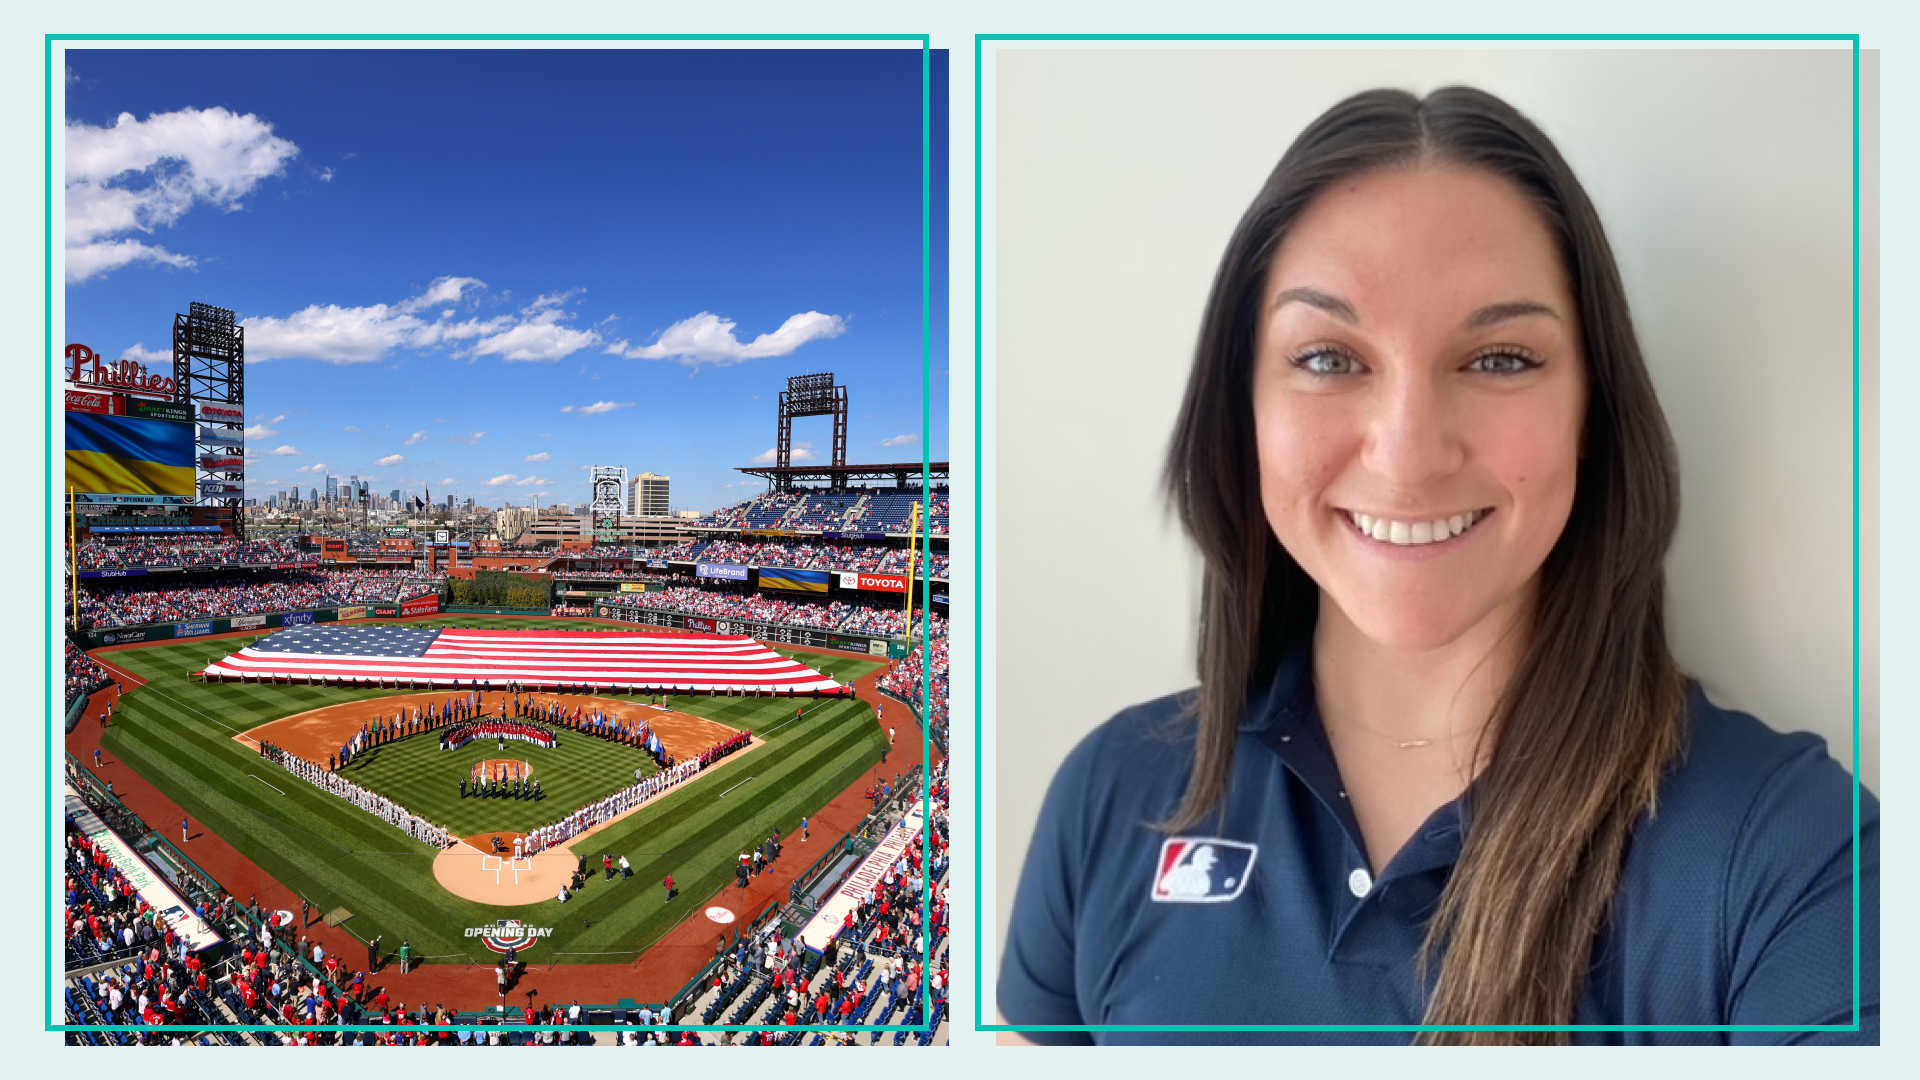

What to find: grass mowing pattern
left=339, top=723, right=659, bottom=836
left=98, top=618, right=884, bottom=965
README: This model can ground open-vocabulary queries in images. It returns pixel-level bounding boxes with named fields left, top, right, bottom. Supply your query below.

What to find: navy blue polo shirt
left=1000, top=648, right=1879, bottom=1044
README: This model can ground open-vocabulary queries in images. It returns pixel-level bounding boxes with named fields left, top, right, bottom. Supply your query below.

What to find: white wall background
left=986, top=46, right=1875, bottom=1004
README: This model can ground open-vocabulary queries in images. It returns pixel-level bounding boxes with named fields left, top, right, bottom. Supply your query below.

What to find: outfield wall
left=592, top=600, right=896, bottom=657
left=74, top=605, right=341, bottom=648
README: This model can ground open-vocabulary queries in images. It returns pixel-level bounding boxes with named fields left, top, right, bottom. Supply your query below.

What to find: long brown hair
left=1163, top=87, right=1687, bottom=1044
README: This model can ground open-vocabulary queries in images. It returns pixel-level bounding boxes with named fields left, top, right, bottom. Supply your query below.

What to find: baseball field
left=96, top=615, right=887, bottom=967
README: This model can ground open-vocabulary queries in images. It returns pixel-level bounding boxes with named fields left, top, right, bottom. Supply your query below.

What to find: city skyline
left=62, top=47, right=949, bottom=517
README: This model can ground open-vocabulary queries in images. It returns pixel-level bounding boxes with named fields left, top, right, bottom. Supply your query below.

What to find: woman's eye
left=1291, top=348, right=1359, bottom=376
left=1467, top=350, right=1540, bottom=375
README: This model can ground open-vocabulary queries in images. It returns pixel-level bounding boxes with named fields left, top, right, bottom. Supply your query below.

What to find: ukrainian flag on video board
left=65, top=412, right=195, bottom=497
left=758, top=566, right=829, bottom=594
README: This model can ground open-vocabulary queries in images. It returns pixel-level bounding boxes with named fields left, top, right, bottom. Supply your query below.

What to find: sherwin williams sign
left=695, top=562, right=750, bottom=582
left=174, top=621, right=214, bottom=638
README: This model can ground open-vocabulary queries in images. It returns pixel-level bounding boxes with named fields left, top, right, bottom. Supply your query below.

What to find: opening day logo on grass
left=467, top=919, right=552, bottom=953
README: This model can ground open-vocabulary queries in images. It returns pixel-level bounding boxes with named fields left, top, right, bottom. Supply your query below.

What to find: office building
left=629, top=472, right=670, bottom=517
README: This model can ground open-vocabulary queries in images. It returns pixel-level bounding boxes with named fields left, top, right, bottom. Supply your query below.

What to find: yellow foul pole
left=69, top=488, right=78, bottom=627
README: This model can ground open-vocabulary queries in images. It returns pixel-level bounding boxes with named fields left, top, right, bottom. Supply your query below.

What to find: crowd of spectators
left=687, top=539, right=949, bottom=578
left=690, top=759, right=950, bottom=1044
left=694, top=487, right=949, bottom=538
left=74, top=537, right=310, bottom=571
left=78, top=572, right=338, bottom=628
left=320, top=568, right=445, bottom=604
left=878, top=625, right=950, bottom=750
left=608, top=586, right=945, bottom=638
left=550, top=569, right=679, bottom=584
left=67, top=638, right=112, bottom=709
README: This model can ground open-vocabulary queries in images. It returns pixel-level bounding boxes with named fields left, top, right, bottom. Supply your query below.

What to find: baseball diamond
left=82, top=616, right=893, bottom=984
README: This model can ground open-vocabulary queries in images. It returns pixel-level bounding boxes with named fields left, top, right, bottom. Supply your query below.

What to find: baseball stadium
left=58, top=312, right=951, bottom=1045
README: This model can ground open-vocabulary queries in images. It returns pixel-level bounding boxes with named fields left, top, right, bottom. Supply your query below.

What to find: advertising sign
left=199, top=455, right=245, bottom=469
left=66, top=794, right=222, bottom=953
left=72, top=492, right=192, bottom=506
left=758, top=566, right=829, bottom=594
left=79, top=567, right=147, bottom=580
left=335, top=606, right=367, bottom=621
left=434, top=530, right=450, bottom=544
left=198, top=404, right=243, bottom=423
left=821, top=531, right=888, bottom=541
left=129, top=399, right=194, bottom=424
left=321, top=539, right=347, bottom=553
left=173, top=621, right=214, bottom=638
left=198, top=425, right=243, bottom=444
left=837, top=571, right=859, bottom=590
left=685, top=617, right=717, bottom=633
left=64, top=343, right=178, bottom=399
left=619, top=582, right=650, bottom=592
left=400, top=594, right=441, bottom=617
left=646, top=560, right=667, bottom=570
left=695, top=562, right=750, bottom=582
left=282, top=611, right=315, bottom=626
left=371, top=605, right=399, bottom=619
left=64, top=389, right=121, bottom=414
left=854, top=573, right=908, bottom=594
left=230, top=614, right=267, bottom=630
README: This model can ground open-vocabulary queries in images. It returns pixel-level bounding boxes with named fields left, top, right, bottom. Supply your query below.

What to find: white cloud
left=270, top=445, right=303, bottom=456
left=467, top=298, right=599, bottom=363
left=516, top=476, right=550, bottom=486
left=749, top=441, right=817, bottom=465
left=523, top=452, right=551, bottom=463
left=118, top=342, right=172, bottom=366
left=604, top=310, right=845, bottom=367
left=318, top=166, right=334, bottom=182
left=560, top=400, right=633, bottom=416
left=242, top=277, right=508, bottom=364
left=294, top=462, right=327, bottom=474
left=342, top=425, right=362, bottom=433
left=441, top=477, right=456, bottom=485
left=403, top=430, right=428, bottom=445
left=244, top=421, right=277, bottom=440
left=65, top=106, right=299, bottom=283
left=485, top=473, right=520, bottom=486
left=375, top=453, right=404, bottom=466
left=879, top=434, right=919, bottom=447
left=446, top=431, right=485, bottom=445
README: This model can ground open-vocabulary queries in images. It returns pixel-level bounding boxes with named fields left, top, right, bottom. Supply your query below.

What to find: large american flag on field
left=200, top=625, right=842, bottom=692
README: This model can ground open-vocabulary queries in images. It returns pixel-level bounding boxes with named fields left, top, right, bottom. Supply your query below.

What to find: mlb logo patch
left=1151, top=837, right=1258, bottom=903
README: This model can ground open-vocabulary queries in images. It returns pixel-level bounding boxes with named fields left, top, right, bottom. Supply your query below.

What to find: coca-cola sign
left=64, top=389, right=120, bottom=414
left=65, top=343, right=176, bottom=398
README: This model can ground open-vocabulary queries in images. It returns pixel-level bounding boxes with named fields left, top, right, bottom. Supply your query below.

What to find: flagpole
left=69, top=487, right=79, bottom=627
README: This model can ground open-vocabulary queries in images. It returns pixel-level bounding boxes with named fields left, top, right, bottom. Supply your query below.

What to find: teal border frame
left=46, top=32, right=939, bottom=1039
left=973, top=32, right=1864, bottom=1038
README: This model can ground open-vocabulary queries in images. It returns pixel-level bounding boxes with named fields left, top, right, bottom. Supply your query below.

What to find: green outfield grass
left=97, top=618, right=885, bottom=967
left=337, top=723, right=659, bottom=836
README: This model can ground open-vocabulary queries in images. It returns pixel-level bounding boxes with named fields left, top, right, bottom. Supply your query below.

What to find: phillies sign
left=65, top=343, right=177, bottom=398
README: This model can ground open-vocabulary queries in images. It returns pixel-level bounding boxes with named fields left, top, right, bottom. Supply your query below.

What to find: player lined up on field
left=259, top=742, right=449, bottom=848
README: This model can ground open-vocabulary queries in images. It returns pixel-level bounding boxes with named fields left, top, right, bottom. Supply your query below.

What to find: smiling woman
left=996, top=85, right=1877, bottom=1046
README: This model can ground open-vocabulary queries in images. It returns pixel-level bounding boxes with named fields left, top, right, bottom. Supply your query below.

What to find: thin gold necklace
left=1325, top=709, right=1469, bottom=750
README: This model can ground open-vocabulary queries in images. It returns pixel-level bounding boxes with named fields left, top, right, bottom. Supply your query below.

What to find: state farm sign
left=65, top=343, right=176, bottom=398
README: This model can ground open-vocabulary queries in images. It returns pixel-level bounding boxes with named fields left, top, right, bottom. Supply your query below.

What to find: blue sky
left=63, top=47, right=948, bottom=515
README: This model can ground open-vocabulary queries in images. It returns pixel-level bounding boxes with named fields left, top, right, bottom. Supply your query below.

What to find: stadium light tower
left=776, top=373, right=847, bottom=491
left=175, top=301, right=244, bottom=537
